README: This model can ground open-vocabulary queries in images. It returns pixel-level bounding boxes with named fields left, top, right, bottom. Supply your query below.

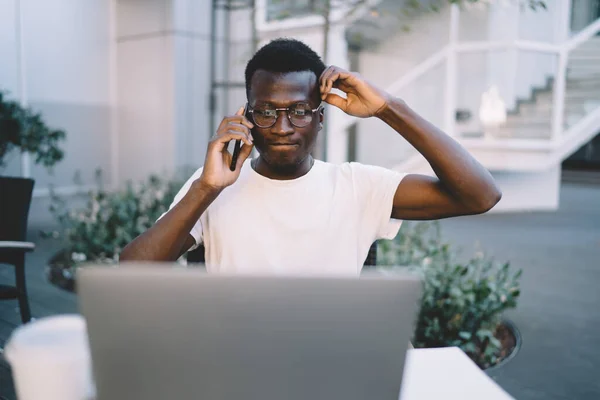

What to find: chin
left=261, top=150, right=305, bottom=170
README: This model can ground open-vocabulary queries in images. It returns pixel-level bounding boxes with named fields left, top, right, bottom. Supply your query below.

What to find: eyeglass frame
left=246, top=102, right=323, bottom=128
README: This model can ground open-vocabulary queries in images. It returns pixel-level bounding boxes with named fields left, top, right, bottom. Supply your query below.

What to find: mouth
left=269, top=143, right=300, bottom=149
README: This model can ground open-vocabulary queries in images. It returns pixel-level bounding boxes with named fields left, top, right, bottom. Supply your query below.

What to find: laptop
left=78, top=265, right=422, bottom=400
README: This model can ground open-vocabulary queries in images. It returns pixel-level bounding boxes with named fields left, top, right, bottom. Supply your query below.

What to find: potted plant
left=378, top=222, right=522, bottom=370
left=44, top=172, right=188, bottom=291
left=0, top=90, right=66, bottom=242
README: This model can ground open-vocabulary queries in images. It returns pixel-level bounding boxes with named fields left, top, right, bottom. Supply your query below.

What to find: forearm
left=377, top=98, right=501, bottom=210
left=120, top=182, right=221, bottom=262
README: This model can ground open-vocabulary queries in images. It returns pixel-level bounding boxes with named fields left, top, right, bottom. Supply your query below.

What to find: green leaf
left=458, top=331, right=472, bottom=340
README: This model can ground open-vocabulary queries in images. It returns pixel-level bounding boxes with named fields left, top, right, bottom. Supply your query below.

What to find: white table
left=400, top=347, right=514, bottom=399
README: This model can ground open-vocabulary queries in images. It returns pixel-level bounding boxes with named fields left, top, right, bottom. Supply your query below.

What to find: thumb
left=235, top=106, right=245, bottom=116
left=323, top=93, right=347, bottom=110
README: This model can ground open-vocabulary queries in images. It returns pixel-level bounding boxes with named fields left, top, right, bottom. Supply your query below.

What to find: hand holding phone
left=230, top=103, right=249, bottom=171
left=198, top=106, right=253, bottom=191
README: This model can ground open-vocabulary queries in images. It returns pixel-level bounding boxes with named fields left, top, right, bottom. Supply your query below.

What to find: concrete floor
left=1, top=183, right=599, bottom=399
left=439, top=183, right=600, bottom=400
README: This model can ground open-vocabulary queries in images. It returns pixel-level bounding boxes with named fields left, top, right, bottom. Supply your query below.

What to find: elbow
left=472, top=186, right=502, bottom=214
left=118, top=247, right=132, bottom=262
left=118, top=242, right=138, bottom=262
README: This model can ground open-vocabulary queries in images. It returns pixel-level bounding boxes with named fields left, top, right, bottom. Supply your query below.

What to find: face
left=248, top=70, right=323, bottom=171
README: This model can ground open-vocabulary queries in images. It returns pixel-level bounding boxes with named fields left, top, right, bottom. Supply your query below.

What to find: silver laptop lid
left=78, top=265, right=422, bottom=400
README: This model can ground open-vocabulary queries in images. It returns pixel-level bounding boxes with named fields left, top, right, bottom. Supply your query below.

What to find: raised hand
left=320, top=65, right=391, bottom=118
left=198, top=106, right=254, bottom=190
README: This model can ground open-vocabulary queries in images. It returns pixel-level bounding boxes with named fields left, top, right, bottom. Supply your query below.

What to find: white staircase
left=457, top=37, right=600, bottom=141
left=348, top=4, right=600, bottom=211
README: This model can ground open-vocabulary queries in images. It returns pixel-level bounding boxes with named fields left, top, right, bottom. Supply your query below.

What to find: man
left=120, top=39, right=501, bottom=274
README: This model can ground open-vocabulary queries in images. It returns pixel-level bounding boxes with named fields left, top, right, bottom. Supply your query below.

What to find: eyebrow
left=252, top=99, right=312, bottom=107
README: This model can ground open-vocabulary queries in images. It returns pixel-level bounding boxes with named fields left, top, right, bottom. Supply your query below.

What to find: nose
left=271, top=110, right=294, bottom=136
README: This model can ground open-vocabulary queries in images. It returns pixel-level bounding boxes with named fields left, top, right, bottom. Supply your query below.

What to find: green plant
left=379, top=222, right=522, bottom=368
left=45, top=170, right=188, bottom=269
left=0, top=91, right=66, bottom=169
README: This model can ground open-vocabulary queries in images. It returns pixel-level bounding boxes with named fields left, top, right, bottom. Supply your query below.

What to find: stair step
left=567, top=73, right=600, bottom=81
left=566, top=78, right=600, bottom=88
left=530, top=86, right=600, bottom=99
left=517, top=101, right=590, bottom=114
left=569, top=53, right=600, bottom=61
left=489, top=127, right=552, bottom=139
left=561, top=169, right=600, bottom=185
left=568, top=64, right=600, bottom=70
left=506, top=115, right=552, bottom=125
left=566, top=71, right=600, bottom=79
left=571, top=38, right=600, bottom=49
left=565, top=91, right=600, bottom=101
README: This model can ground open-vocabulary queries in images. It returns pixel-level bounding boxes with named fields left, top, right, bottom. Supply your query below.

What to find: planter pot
left=0, top=176, right=35, bottom=242
left=485, top=318, right=522, bottom=373
left=47, top=249, right=76, bottom=293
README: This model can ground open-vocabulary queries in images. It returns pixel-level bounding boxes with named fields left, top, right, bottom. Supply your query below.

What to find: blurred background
left=1, top=1, right=600, bottom=399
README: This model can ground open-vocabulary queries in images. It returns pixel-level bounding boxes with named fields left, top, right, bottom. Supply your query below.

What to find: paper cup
left=4, top=315, right=95, bottom=400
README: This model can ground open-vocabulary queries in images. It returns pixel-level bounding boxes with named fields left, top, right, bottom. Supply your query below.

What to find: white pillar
left=551, top=0, right=572, bottom=142
left=487, top=2, right=519, bottom=112
left=324, top=23, right=351, bottom=165
left=443, top=4, right=459, bottom=136
left=15, top=0, right=31, bottom=178
left=109, top=0, right=119, bottom=189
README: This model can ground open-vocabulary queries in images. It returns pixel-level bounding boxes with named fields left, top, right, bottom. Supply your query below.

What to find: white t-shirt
left=164, top=159, right=407, bottom=276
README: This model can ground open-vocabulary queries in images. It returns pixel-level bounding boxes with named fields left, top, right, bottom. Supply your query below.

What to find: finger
left=323, top=93, right=348, bottom=110
left=234, top=106, right=255, bottom=128
left=210, top=132, right=252, bottom=153
left=226, top=122, right=251, bottom=136
left=326, top=70, right=352, bottom=95
left=227, top=117, right=254, bottom=129
left=224, top=130, right=253, bottom=145
left=320, top=66, right=335, bottom=94
left=217, top=107, right=254, bottom=132
left=226, top=124, right=252, bottom=143
left=224, top=114, right=253, bottom=129
left=235, top=142, right=254, bottom=170
left=224, top=125, right=252, bottom=145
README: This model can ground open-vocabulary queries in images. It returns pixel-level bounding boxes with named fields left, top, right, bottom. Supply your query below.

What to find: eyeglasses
left=247, top=102, right=322, bottom=128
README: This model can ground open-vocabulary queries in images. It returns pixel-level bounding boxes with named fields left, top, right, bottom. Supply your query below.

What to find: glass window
left=267, top=0, right=326, bottom=21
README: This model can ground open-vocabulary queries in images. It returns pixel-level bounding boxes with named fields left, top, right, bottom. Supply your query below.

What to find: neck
left=252, top=156, right=314, bottom=180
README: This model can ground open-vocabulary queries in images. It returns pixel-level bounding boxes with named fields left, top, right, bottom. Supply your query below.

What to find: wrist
left=375, top=97, right=409, bottom=122
left=191, top=178, right=224, bottom=198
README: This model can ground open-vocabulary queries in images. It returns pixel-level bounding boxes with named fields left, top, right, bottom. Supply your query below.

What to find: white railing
left=383, top=1, right=600, bottom=148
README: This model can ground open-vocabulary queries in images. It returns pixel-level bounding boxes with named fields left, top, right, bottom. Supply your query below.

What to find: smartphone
left=229, top=103, right=248, bottom=171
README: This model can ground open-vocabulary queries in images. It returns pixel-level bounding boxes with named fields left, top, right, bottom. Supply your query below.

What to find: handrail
left=566, top=16, right=600, bottom=51
left=456, top=40, right=561, bottom=54
left=386, top=47, right=448, bottom=95
left=385, top=37, right=565, bottom=100
left=514, top=40, right=561, bottom=54
left=456, top=41, right=514, bottom=52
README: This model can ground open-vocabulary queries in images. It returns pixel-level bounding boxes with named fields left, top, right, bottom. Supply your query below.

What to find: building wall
left=115, top=0, right=218, bottom=183
left=0, top=0, right=113, bottom=193
left=116, top=0, right=176, bottom=184
left=356, top=5, right=451, bottom=169
left=491, top=166, right=561, bottom=212
left=397, top=156, right=561, bottom=212
left=355, top=2, right=563, bottom=170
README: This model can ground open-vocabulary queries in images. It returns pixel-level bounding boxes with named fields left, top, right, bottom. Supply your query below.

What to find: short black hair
left=245, top=38, right=326, bottom=98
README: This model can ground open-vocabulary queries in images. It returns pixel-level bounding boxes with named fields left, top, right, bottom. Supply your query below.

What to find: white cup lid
left=4, top=314, right=90, bottom=364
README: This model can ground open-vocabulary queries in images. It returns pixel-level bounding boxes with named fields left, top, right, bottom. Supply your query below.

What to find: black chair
left=0, top=177, right=35, bottom=323
left=186, top=241, right=378, bottom=268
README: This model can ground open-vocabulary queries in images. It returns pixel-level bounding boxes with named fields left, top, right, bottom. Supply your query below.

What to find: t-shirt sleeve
left=157, top=167, right=204, bottom=251
left=349, top=162, right=408, bottom=241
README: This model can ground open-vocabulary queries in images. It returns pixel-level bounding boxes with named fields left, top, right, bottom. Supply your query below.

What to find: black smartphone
left=229, top=103, right=248, bottom=171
